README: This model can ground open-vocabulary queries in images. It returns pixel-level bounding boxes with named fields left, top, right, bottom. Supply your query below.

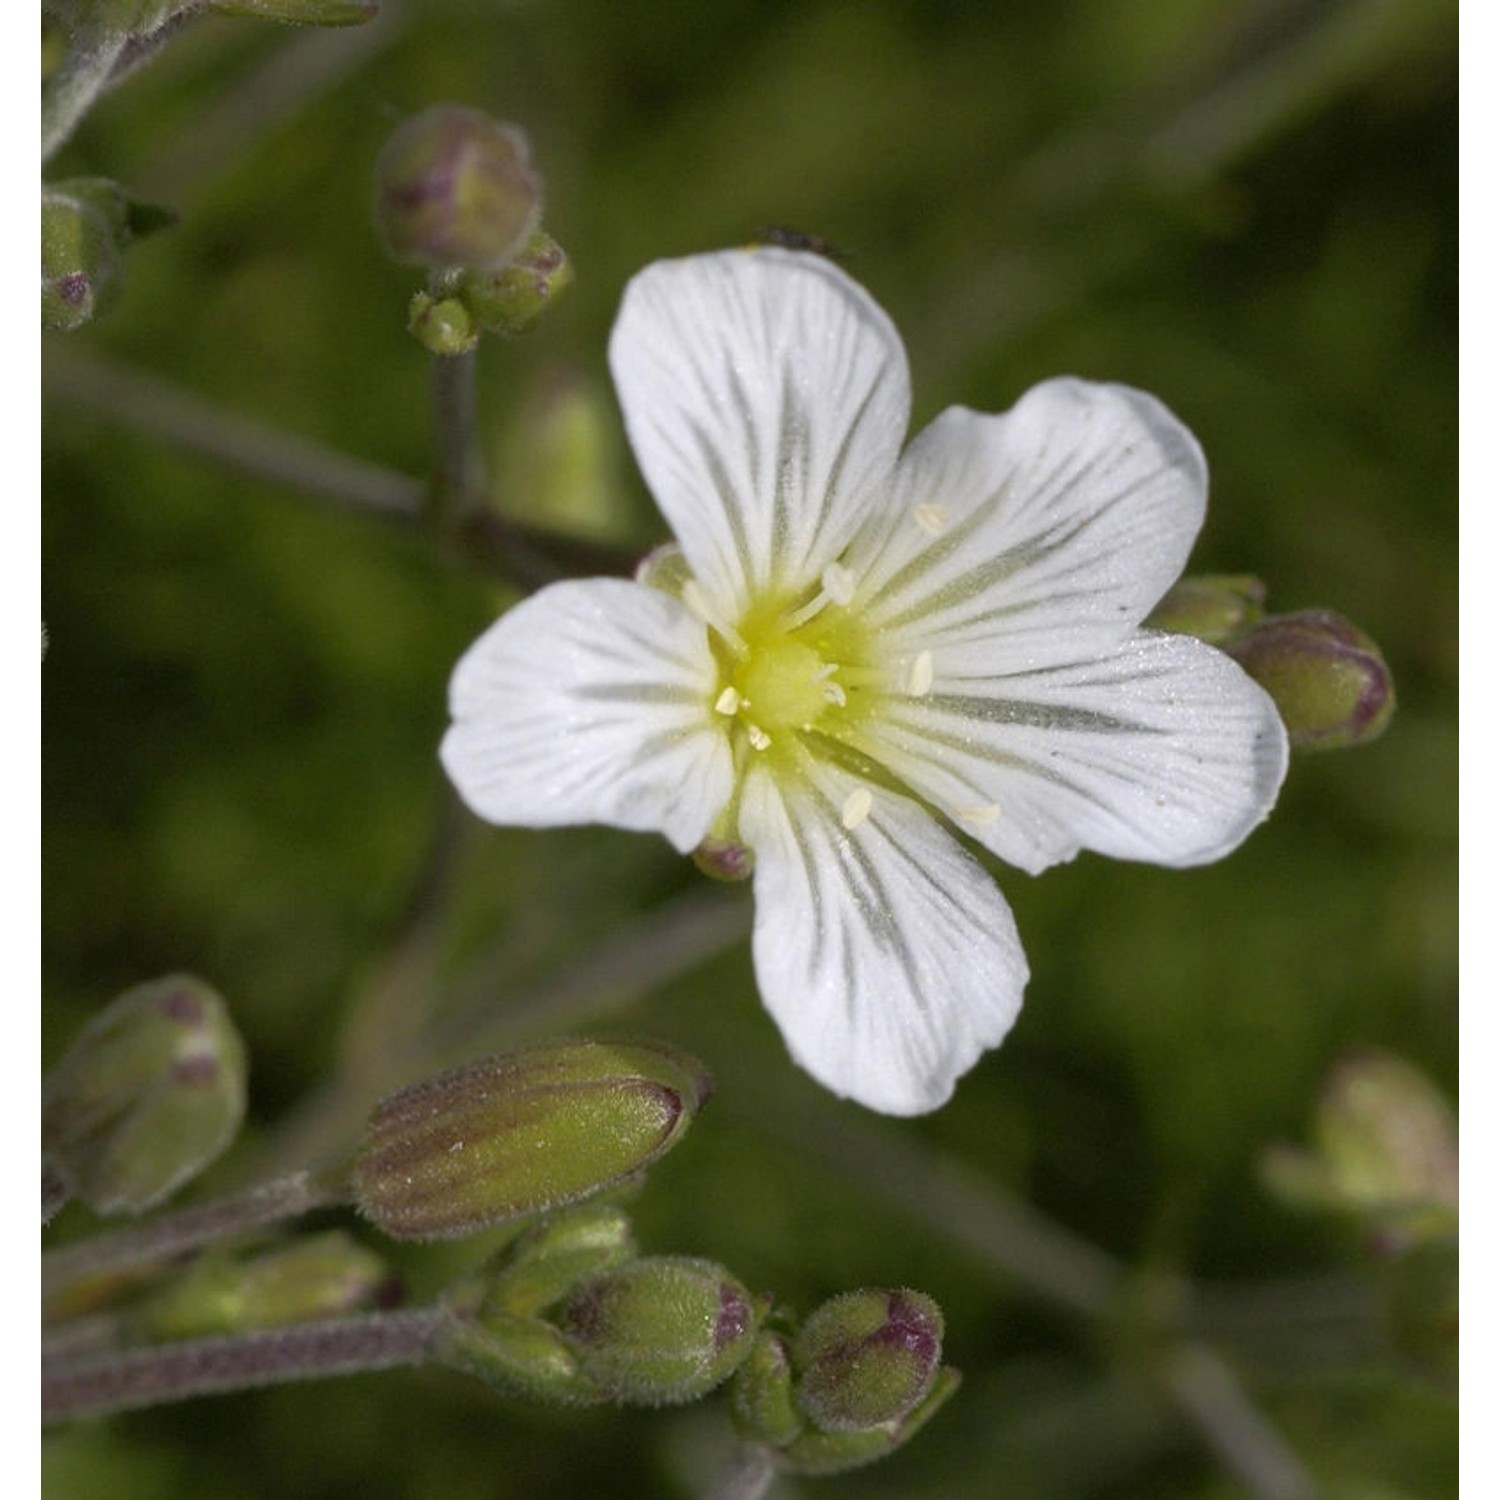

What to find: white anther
left=821, top=680, right=847, bottom=707
left=746, top=723, right=772, bottom=751
left=914, top=503, right=949, bottom=537
left=841, top=787, right=873, bottom=831
left=821, top=561, right=856, bottom=606
left=906, top=650, right=934, bottom=697
left=714, top=686, right=742, bottom=716
left=955, top=802, right=1001, bottom=826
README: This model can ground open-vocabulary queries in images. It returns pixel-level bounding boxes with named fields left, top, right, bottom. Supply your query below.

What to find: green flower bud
left=43, top=975, right=247, bottom=1216
left=209, top=0, right=378, bottom=24
left=434, top=1305, right=602, bottom=1406
left=792, top=1289, right=943, bottom=1432
left=42, top=182, right=124, bottom=331
left=1227, top=609, right=1395, bottom=751
left=353, top=1039, right=712, bottom=1241
left=691, top=835, right=755, bottom=883
left=407, top=290, right=479, bottom=356
left=1146, top=574, right=1266, bottom=646
left=729, top=1330, right=805, bottom=1448
left=1260, top=1050, right=1457, bottom=1249
left=479, top=1203, right=638, bottom=1318
left=557, top=1256, right=759, bottom=1405
left=129, top=1232, right=396, bottom=1340
left=375, top=106, right=541, bottom=273
left=779, top=1366, right=962, bottom=1476
left=459, top=229, right=574, bottom=336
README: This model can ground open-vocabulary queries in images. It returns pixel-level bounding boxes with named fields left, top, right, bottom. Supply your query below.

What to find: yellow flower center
left=733, top=636, right=835, bottom=734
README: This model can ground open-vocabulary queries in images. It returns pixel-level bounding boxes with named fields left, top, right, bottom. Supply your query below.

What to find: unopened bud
left=1260, top=1050, right=1457, bottom=1250
left=375, top=106, right=541, bottom=273
left=210, top=0, right=378, bottom=23
left=459, top=229, right=573, bottom=336
left=42, top=975, right=247, bottom=1216
left=42, top=181, right=125, bottom=332
left=793, top=1288, right=943, bottom=1432
left=408, top=290, right=479, bottom=356
left=353, top=1039, right=711, bottom=1241
left=130, top=1232, right=396, bottom=1340
left=691, top=835, right=755, bottom=883
left=729, top=1330, right=805, bottom=1447
left=779, top=1367, right=962, bottom=1476
left=1147, top=574, right=1266, bottom=645
left=1227, top=609, right=1394, bottom=751
left=557, top=1256, right=759, bottom=1405
left=479, top=1203, right=637, bottom=1318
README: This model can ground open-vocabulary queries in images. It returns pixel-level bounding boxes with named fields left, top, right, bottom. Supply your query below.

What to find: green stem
left=42, top=1307, right=443, bottom=1422
left=429, top=347, right=480, bottom=526
left=42, top=25, right=131, bottom=164
left=43, top=1170, right=345, bottom=1307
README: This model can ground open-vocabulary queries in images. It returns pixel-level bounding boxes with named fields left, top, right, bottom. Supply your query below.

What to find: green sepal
left=729, top=1330, right=806, bottom=1448
left=433, top=1305, right=603, bottom=1406
left=478, top=1203, right=638, bottom=1318
left=777, top=1366, right=962, bottom=1476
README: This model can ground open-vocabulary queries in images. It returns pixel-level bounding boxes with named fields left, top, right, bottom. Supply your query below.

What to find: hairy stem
left=42, top=25, right=130, bottom=164
left=43, top=1170, right=345, bottom=1306
left=42, top=1308, right=443, bottom=1422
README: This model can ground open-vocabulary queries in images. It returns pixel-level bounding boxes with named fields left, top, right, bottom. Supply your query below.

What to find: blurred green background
left=42, top=0, right=1457, bottom=1495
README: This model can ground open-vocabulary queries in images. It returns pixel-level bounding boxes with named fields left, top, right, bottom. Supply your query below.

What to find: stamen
left=955, top=802, right=1000, bottom=826
left=746, top=723, right=772, bottom=751
left=906, top=650, right=934, bottom=697
left=681, top=580, right=749, bottom=658
left=914, top=503, right=949, bottom=537
left=821, top=681, right=847, bottom=707
left=841, top=786, right=873, bottom=831
left=820, top=561, right=856, bottom=606
left=714, top=686, right=742, bottom=716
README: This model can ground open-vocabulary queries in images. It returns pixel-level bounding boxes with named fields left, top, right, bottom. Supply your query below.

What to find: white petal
left=441, top=579, right=733, bottom=853
left=738, top=757, right=1027, bottom=1115
left=845, top=630, right=1287, bottom=875
left=609, top=248, right=911, bottom=617
left=845, top=380, right=1208, bottom=672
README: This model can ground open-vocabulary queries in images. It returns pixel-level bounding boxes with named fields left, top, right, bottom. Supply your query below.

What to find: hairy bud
left=43, top=975, right=247, bottom=1215
left=353, top=1039, right=711, bottom=1241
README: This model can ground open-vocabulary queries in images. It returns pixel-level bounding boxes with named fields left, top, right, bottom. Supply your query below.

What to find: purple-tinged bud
left=691, top=835, right=755, bottom=883
left=353, top=1039, right=711, bottom=1241
left=375, top=106, right=541, bottom=273
left=729, top=1329, right=805, bottom=1447
left=1146, top=574, right=1266, bottom=645
left=780, top=1367, right=962, bottom=1476
left=460, top=229, right=573, bottom=336
left=129, top=1232, right=396, bottom=1341
left=43, top=183, right=124, bottom=332
left=792, top=1289, right=943, bottom=1432
left=1227, top=608, right=1395, bottom=751
left=42, top=975, right=247, bottom=1216
left=1261, top=1050, right=1457, bottom=1251
left=556, top=1256, right=760, bottom=1405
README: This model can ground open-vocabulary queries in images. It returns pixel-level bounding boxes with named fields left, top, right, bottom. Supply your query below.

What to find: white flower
left=441, top=248, right=1289, bottom=1116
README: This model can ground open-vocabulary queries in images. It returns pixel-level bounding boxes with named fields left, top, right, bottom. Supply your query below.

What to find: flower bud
left=375, top=107, right=541, bottom=273
left=43, top=975, right=247, bottom=1216
left=729, top=1330, right=805, bottom=1447
left=459, top=229, right=574, bottom=336
left=479, top=1203, right=637, bottom=1318
left=129, top=1232, right=396, bottom=1340
left=691, top=835, right=755, bottom=883
left=407, top=290, right=479, bottom=356
left=556, top=1256, right=759, bottom=1405
left=792, top=1288, right=943, bottom=1432
left=1260, top=1050, right=1457, bottom=1250
left=779, top=1367, right=962, bottom=1476
left=353, top=1039, right=711, bottom=1241
left=1227, top=609, right=1394, bottom=751
left=1146, top=574, right=1266, bottom=645
left=209, top=0, right=378, bottom=23
left=42, top=182, right=125, bottom=332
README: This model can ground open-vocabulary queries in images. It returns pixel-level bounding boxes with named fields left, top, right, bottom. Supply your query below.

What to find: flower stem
left=42, top=1308, right=444, bottom=1422
left=429, top=347, right=480, bottom=526
left=42, top=25, right=130, bottom=165
left=42, top=1170, right=345, bottom=1306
